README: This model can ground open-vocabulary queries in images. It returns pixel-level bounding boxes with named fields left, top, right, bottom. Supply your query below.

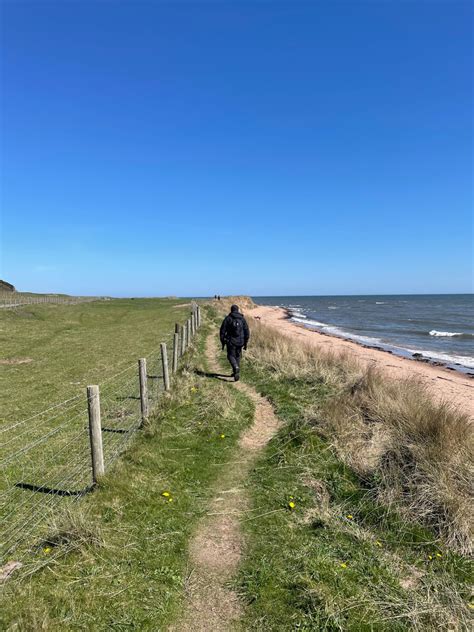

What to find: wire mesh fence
left=0, top=304, right=201, bottom=562
left=0, top=293, right=105, bottom=309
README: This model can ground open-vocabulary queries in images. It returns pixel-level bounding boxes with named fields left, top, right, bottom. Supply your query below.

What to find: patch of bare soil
left=0, top=358, right=33, bottom=365
left=172, top=332, right=280, bottom=631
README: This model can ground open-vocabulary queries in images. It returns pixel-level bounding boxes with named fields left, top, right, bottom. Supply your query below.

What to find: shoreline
left=281, top=307, right=474, bottom=376
left=248, top=304, right=474, bottom=419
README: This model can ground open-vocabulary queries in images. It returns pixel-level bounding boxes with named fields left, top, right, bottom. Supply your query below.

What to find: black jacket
left=220, top=312, right=250, bottom=348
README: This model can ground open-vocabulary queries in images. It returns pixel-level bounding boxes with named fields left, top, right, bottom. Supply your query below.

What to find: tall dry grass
left=246, top=320, right=474, bottom=554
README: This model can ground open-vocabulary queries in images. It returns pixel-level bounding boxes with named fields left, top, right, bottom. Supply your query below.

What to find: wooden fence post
left=161, top=343, right=170, bottom=391
left=172, top=332, right=179, bottom=373
left=181, top=323, right=187, bottom=354
left=138, top=358, right=149, bottom=423
left=196, top=305, right=201, bottom=328
left=87, top=385, right=104, bottom=483
left=191, top=311, right=196, bottom=336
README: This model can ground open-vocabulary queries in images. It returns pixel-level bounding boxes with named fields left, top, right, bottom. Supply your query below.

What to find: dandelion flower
left=168, top=498, right=173, bottom=502
left=436, top=553, right=442, bottom=558
left=220, top=434, right=225, bottom=439
left=288, top=501, right=295, bottom=509
left=428, top=555, right=433, bottom=560
left=340, top=563, right=347, bottom=569
left=43, top=547, right=51, bottom=554
left=162, top=491, right=170, bottom=497
left=346, top=515, right=353, bottom=520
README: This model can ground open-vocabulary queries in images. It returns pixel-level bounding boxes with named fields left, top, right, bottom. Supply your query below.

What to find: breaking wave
left=429, top=330, right=473, bottom=338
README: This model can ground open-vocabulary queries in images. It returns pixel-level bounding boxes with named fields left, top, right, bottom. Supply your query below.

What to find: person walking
left=220, top=304, right=250, bottom=381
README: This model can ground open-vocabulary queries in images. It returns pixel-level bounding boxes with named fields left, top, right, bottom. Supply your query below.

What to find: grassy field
left=0, top=297, right=189, bottom=421
left=0, top=324, right=254, bottom=629
left=0, top=298, right=191, bottom=562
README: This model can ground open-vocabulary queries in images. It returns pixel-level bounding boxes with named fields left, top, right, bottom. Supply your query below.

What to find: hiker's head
left=231, top=304, right=239, bottom=314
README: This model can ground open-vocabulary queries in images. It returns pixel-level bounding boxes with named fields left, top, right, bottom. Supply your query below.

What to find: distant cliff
left=0, top=280, right=16, bottom=292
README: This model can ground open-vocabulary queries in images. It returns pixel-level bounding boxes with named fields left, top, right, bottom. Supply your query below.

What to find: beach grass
left=230, top=325, right=473, bottom=630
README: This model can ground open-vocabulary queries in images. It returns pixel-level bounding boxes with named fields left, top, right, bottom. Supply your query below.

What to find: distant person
left=220, top=304, right=250, bottom=381
left=217, top=295, right=221, bottom=301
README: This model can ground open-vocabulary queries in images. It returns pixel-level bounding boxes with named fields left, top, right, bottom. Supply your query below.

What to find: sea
left=252, top=295, right=474, bottom=373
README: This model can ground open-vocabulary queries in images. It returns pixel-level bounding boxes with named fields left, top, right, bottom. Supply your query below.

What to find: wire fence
left=0, top=293, right=106, bottom=309
left=0, top=304, right=201, bottom=562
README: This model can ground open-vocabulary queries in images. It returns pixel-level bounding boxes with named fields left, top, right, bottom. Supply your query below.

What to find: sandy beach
left=249, top=304, right=474, bottom=419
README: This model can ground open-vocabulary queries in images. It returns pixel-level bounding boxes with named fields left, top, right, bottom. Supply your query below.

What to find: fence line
left=0, top=293, right=106, bottom=310
left=0, top=302, right=202, bottom=562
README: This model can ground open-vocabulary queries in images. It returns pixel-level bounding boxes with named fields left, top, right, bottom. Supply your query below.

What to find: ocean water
left=252, top=295, right=474, bottom=372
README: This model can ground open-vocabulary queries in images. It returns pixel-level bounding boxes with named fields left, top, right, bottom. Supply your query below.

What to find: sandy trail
left=172, top=331, right=280, bottom=631
left=249, top=305, right=474, bottom=419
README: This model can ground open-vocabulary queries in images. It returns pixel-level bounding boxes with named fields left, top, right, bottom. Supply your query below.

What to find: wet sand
left=248, top=305, right=474, bottom=419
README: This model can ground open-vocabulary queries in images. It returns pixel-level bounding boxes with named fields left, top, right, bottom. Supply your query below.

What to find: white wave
left=328, top=306, right=338, bottom=309
left=404, top=347, right=474, bottom=369
left=291, top=316, right=328, bottom=328
left=429, top=330, right=463, bottom=337
left=289, top=318, right=474, bottom=369
left=375, top=302, right=386, bottom=305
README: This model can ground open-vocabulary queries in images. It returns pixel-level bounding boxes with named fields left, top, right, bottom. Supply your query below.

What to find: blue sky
left=1, top=0, right=472, bottom=296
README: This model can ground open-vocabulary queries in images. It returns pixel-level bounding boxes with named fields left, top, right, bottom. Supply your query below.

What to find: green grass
left=0, top=297, right=189, bottom=421
left=0, top=298, right=192, bottom=563
left=0, top=322, right=254, bottom=630
left=235, top=359, right=473, bottom=630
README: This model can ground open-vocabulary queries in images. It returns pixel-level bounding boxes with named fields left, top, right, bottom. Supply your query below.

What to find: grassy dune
left=233, top=317, right=473, bottom=629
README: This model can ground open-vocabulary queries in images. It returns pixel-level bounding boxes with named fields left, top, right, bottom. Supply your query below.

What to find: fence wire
left=0, top=293, right=104, bottom=309
left=0, top=305, right=199, bottom=563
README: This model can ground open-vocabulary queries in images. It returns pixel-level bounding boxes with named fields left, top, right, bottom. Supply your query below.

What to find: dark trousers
left=226, top=343, right=243, bottom=375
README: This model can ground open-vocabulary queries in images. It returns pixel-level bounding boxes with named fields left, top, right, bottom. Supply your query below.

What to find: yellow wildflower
left=43, top=547, right=51, bottom=554
left=220, top=434, right=225, bottom=439
left=436, top=553, right=442, bottom=558
left=288, top=501, right=295, bottom=509
left=191, top=387, right=197, bottom=393
left=346, top=515, right=353, bottom=520
left=168, top=498, right=173, bottom=502
left=340, top=562, right=347, bottom=569
left=375, top=541, right=382, bottom=547
left=162, top=491, right=170, bottom=497
left=428, top=555, right=433, bottom=560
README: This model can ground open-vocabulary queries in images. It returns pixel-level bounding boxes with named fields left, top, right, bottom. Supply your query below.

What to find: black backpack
left=228, top=315, right=243, bottom=338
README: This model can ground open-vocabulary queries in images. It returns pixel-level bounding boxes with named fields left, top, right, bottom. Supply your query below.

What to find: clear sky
left=0, top=0, right=472, bottom=297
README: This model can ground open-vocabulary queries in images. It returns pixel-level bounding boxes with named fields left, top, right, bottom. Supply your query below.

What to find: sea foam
left=430, top=330, right=464, bottom=337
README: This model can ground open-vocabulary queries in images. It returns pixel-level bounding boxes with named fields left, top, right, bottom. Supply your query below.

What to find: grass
left=207, top=305, right=473, bottom=629
left=235, top=350, right=473, bottom=630
left=0, top=320, right=255, bottom=630
left=0, top=298, right=191, bottom=563
left=2, top=300, right=472, bottom=630
left=245, top=320, right=474, bottom=556
left=0, top=297, right=189, bottom=421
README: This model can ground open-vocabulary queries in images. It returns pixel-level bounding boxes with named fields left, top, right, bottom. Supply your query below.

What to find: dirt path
left=172, top=332, right=281, bottom=631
